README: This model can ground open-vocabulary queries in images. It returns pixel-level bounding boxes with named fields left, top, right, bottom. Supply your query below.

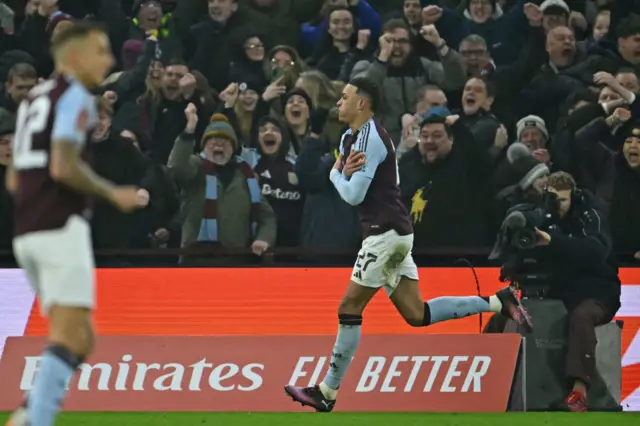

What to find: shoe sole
left=284, top=386, right=331, bottom=413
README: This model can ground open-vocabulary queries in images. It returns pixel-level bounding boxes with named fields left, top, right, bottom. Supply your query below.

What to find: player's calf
left=24, top=306, right=94, bottom=426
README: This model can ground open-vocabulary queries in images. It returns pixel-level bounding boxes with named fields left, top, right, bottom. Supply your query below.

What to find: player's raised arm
left=330, top=129, right=387, bottom=206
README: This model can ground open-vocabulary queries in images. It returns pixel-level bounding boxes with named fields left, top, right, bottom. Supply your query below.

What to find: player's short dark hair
left=7, top=63, right=37, bottom=83
left=420, top=114, right=453, bottom=138
left=348, top=76, right=380, bottom=113
left=50, top=21, right=107, bottom=52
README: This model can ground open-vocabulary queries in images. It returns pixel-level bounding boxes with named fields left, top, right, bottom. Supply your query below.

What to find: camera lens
left=512, top=229, right=537, bottom=250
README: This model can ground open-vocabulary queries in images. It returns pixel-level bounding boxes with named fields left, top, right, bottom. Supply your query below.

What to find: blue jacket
left=433, top=0, right=528, bottom=66
left=299, top=0, right=381, bottom=58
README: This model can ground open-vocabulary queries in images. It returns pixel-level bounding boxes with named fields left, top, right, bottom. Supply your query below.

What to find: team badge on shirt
left=288, top=172, right=298, bottom=185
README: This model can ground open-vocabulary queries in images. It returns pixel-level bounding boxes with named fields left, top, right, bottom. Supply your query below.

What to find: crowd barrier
left=0, top=267, right=638, bottom=411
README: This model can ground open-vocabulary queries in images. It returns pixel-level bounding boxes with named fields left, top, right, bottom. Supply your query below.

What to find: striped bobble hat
left=201, top=113, right=237, bottom=148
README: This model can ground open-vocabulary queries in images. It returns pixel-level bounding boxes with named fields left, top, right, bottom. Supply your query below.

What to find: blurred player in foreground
left=6, top=22, right=148, bottom=426
left=284, top=76, right=532, bottom=412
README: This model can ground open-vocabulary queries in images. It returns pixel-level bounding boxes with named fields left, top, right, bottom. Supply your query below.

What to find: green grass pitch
left=1, top=412, right=639, bottom=425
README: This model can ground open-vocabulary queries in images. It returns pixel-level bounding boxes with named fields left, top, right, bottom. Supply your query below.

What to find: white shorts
left=351, top=229, right=419, bottom=295
left=13, top=215, right=95, bottom=315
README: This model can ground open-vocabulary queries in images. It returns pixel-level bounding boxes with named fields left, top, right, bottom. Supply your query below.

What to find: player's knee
left=337, top=297, right=366, bottom=316
left=48, top=306, right=95, bottom=358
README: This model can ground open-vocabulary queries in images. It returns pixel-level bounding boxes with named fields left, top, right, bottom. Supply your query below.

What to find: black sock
left=422, top=302, right=431, bottom=326
left=46, top=343, right=83, bottom=369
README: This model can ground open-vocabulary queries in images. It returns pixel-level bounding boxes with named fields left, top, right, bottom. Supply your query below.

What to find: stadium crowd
left=0, top=0, right=639, bottom=266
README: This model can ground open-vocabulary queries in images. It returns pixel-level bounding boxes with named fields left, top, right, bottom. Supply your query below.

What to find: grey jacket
left=351, top=49, right=467, bottom=144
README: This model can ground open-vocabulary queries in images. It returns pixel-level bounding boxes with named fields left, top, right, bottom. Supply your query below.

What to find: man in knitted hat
left=517, top=115, right=551, bottom=164
left=539, top=0, right=570, bottom=33
left=494, top=141, right=550, bottom=216
left=167, top=107, right=276, bottom=264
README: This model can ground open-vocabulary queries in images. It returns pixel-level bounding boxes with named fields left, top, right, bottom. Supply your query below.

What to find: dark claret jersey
left=339, top=119, right=413, bottom=239
left=12, top=75, right=97, bottom=237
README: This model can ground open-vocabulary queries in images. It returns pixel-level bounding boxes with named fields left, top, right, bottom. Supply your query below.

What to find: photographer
left=491, top=171, right=621, bottom=412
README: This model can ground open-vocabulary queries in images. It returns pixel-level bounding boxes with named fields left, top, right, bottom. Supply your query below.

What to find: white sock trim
left=319, top=381, right=338, bottom=400
left=489, top=295, right=503, bottom=313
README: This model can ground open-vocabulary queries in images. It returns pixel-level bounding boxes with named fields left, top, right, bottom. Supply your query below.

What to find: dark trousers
left=566, top=299, right=612, bottom=385
left=483, top=298, right=612, bottom=386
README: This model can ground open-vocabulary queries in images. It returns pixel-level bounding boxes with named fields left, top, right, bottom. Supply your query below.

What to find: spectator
left=89, top=97, right=155, bottom=251
left=0, top=109, right=13, bottom=251
left=222, top=80, right=262, bottom=146
left=491, top=142, right=551, bottom=235
left=228, top=27, right=269, bottom=93
left=300, top=0, right=381, bottom=58
left=168, top=110, right=276, bottom=265
left=101, top=35, right=159, bottom=108
left=351, top=19, right=466, bottom=143
left=569, top=81, right=640, bottom=257
left=0, top=62, right=36, bottom=116
left=251, top=117, right=304, bottom=247
left=539, top=0, right=571, bottom=35
left=264, top=45, right=306, bottom=91
left=399, top=113, right=495, bottom=249
left=616, top=68, right=639, bottom=94
left=521, top=25, right=613, bottom=134
left=590, top=9, right=610, bottom=44
left=458, top=34, right=492, bottom=77
left=243, top=0, right=325, bottom=49
left=188, top=0, right=257, bottom=91
left=458, top=76, right=503, bottom=155
left=114, top=59, right=212, bottom=164
left=281, top=87, right=312, bottom=153
left=294, top=108, right=361, bottom=260
left=308, top=7, right=370, bottom=80
left=295, top=69, right=345, bottom=144
left=609, top=16, right=640, bottom=74
left=96, top=0, right=189, bottom=66
left=402, top=0, right=422, bottom=36
left=516, top=115, right=551, bottom=165
left=19, top=1, right=69, bottom=77
left=422, top=1, right=528, bottom=66
left=549, top=88, right=599, bottom=183
left=397, top=85, right=448, bottom=159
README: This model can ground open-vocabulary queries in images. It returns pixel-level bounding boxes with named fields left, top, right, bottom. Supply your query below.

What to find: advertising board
left=0, top=268, right=638, bottom=410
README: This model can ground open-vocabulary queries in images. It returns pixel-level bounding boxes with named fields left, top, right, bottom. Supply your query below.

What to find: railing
left=0, top=247, right=637, bottom=267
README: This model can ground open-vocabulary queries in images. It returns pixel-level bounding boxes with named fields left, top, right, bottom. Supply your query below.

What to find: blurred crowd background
left=0, top=0, right=639, bottom=267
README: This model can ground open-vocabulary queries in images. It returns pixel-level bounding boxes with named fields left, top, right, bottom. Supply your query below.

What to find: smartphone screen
left=271, top=67, right=285, bottom=82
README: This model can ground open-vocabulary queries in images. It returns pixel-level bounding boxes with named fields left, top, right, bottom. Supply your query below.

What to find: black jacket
left=534, top=191, right=621, bottom=315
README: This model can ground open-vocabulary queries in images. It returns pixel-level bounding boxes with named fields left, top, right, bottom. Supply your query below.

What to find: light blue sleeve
left=329, top=131, right=387, bottom=206
left=352, top=131, right=387, bottom=180
left=51, top=84, right=91, bottom=145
